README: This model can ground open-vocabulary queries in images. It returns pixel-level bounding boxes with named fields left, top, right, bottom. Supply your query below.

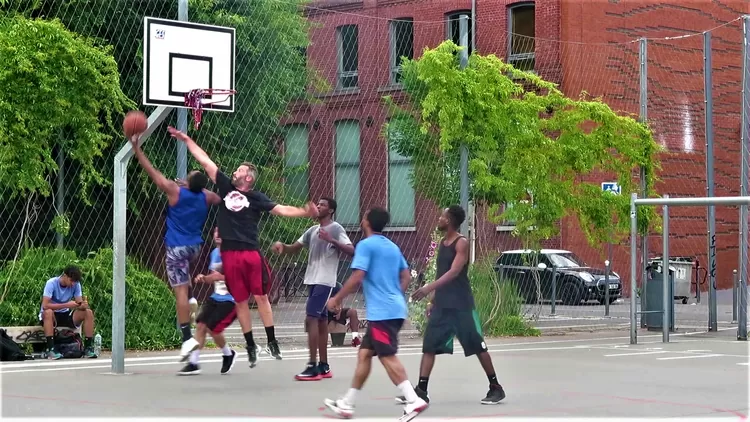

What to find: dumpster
left=643, top=264, right=676, bottom=332
left=650, top=257, right=693, bottom=304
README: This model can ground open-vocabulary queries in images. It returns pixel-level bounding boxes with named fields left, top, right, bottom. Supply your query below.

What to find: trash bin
left=643, top=264, right=675, bottom=332
left=651, top=257, right=693, bottom=304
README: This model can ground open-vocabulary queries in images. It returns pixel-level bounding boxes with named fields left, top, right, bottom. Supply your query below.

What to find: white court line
left=657, top=354, right=724, bottom=361
left=737, top=362, right=749, bottom=366
left=603, top=351, right=669, bottom=357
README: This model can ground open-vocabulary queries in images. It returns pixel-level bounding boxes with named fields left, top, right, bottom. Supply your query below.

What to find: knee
left=255, top=295, right=270, bottom=304
left=42, top=309, right=54, bottom=320
left=85, top=308, right=94, bottom=320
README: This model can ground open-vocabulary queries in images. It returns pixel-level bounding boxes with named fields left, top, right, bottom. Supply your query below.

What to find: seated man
left=38, top=265, right=97, bottom=359
left=328, top=282, right=362, bottom=347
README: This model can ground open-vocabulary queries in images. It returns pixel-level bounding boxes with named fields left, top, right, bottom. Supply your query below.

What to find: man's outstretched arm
left=167, top=126, right=218, bottom=182
left=269, top=201, right=318, bottom=219
left=129, top=136, right=179, bottom=201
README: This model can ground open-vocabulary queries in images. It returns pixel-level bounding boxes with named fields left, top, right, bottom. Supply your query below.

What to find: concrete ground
left=2, top=329, right=747, bottom=418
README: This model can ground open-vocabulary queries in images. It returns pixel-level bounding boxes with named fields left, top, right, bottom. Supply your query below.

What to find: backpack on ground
left=54, top=329, right=83, bottom=359
left=0, top=329, right=29, bottom=362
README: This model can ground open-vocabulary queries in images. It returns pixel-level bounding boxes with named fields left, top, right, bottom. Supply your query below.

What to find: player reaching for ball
left=324, top=207, right=428, bottom=421
left=271, top=197, right=354, bottom=381
left=169, top=126, right=317, bottom=367
left=401, top=205, right=506, bottom=405
left=128, top=134, right=221, bottom=361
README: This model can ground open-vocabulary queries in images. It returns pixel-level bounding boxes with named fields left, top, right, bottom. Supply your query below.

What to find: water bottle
left=94, top=333, right=102, bottom=356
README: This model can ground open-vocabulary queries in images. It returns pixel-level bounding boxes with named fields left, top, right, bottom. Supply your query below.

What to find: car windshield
left=548, top=252, right=588, bottom=268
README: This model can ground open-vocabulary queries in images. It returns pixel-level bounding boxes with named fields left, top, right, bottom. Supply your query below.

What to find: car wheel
left=560, top=281, right=583, bottom=306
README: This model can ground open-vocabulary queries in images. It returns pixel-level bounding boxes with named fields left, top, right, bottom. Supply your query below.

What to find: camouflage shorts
left=165, top=244, right=201, bottom=287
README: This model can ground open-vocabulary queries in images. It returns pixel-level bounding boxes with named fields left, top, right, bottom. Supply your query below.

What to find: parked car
left=495, top=249, right=622, bottom=305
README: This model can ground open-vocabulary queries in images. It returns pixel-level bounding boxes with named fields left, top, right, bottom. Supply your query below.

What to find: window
left=389, top=18, right=414, bottom=85
left=499, top=202, right=516, bottom=228
left=446, top=11, right=473, bottom=55
left=336, top=25, right=359, bottom=89
left=284, top=124, right=309, bottom=200
left=508, top=3, right=535, bottom=72
left=334, top=120, right=361, bottom=226
left=388, top=146, right=416, bottom=227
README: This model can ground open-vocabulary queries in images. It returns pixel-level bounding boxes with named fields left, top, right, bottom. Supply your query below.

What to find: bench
left=329, top=315, right=368, bottom=347
left=2, top=325, right=81, bottom=345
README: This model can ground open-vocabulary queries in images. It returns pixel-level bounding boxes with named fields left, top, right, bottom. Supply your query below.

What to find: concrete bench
left=2, top=325, right=80, bottom=344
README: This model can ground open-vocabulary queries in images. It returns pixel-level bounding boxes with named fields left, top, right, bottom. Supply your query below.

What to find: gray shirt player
left=299, top=222, right=352, bottom=287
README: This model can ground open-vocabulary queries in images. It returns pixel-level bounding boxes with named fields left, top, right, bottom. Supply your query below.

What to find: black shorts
left=52, top=311, right=77, bottom=329
left=328, top=307, right=351, bottom=325
left=196, top=298, right=237, bottom=334
left=360, top=319, right=403, bottom=357
left=422, top=308, right=488, bottom=357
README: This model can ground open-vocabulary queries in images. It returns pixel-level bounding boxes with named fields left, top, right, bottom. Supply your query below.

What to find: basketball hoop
left=184, top=88, right=236, bottom=130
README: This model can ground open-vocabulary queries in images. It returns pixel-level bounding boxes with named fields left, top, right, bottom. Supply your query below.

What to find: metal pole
left=704, top=30, right=718, bottom=331
left=733, top=269, right=738, bottom=323
left=604, top=260, right=611, bottom=317
left=459, top=15, right=470, bottom=237
left=550, top=266, right=558, bottom=316
left=176, top=0, right=189, bottom=180
left=662, top=195, right=670, bottom=343
left=639, top=37, right=649, bottom=329
left=630, top=193, right=638, bottom=344
left=55, top=145, right=65, bottom=248
left=470, top=0, right=476, bottom=54
left=112, top=106, right=172, bottom=374
left=738, top=15, right=750, bottom=342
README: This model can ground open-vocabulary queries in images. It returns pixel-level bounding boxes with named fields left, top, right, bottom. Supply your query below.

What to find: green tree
left=385, top=41, right=661, bottom=251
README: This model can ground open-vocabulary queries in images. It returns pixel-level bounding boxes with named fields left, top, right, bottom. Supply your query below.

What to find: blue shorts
left=165, top=244, right=201, bottom=287
left=306, top=284, right=334, bottom=319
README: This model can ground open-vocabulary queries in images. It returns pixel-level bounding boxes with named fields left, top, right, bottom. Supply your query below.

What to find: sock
left=488, top=373, right=499, bottom=386
left=85, top=337, right=93, bottom=348
left=343, top=388, right=358, bottom=405
left=398, top=380, right=419, bottom=403
left=244, top=331, right=255, bottom=348
left=189, top=350, right=200, bottom=365
left=351, top=331, right=359, bottom=339
left=417, top=376, right=429, bottom=392
left=180, top=323, right=192, bottom=342
left=265, top=326, right=276, bottom=343
left=221, top=345, right=232, bottom=356
left=46, top=336, right=54, bottom=351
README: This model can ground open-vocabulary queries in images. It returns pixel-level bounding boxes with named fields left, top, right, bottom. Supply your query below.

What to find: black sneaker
left=178, top=363, right=201, bottom=376
left=481, top=385, right=505, bottom=405
left=247, top=344, right=259, bottom=368
left=318, top=362, right=332, bottom=379
left=295, top=362, right=322, bottom=381
left=395, top=386, right=430, bottom=404
left=221, top=349, right=237, bottom=374
left=265, top=340, right=282, bottom=360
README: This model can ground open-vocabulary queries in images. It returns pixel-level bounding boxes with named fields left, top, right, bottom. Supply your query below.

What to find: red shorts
left=221, top=249, right=272, bottom=303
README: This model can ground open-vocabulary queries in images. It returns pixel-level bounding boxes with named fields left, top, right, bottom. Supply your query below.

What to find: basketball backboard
left=143, top=17, right=235, bottom=112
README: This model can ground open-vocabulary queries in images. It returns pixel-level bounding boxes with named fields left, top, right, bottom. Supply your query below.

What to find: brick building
left=282, top=0, right=749, bottom=293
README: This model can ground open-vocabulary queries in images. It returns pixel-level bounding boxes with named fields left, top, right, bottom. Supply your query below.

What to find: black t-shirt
left=215, top=171, right=277, bottom=251
left=432, top=236, right=475, bottom=310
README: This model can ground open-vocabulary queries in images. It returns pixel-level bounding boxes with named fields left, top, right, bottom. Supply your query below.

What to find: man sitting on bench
left=328, top=282, right=362, bottom=347
left=39, top=265, right=97, bottom=359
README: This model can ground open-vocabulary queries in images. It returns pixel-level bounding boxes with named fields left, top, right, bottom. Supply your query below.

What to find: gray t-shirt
left=298, top=222, right=352, bottom=287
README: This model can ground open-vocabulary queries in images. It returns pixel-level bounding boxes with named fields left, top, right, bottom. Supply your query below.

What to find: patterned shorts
left=165, top=244, right=201, bottom=287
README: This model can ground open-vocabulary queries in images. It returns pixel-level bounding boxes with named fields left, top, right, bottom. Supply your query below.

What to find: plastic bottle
left=94, top=333, right=102, bottom=356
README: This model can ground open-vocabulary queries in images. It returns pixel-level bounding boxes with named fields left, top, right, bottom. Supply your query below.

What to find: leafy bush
left=0, top=247, right=180, bottom=350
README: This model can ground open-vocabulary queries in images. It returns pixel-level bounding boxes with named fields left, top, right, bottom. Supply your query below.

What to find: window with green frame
left=334, top=120, right=360, bottom=226
left=388, top=146, right=416, bottom=227
left=284, top=124, right=309, bottom=200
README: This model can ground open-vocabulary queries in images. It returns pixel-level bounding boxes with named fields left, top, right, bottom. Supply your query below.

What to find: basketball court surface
left=2, top=330, right=747, bottom=419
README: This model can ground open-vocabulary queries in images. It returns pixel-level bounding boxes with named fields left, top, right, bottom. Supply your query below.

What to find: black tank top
left=432, top=236, right=474, bottom=310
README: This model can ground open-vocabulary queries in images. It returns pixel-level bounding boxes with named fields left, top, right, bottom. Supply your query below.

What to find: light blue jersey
left=208, top=248, right=235, bottom=303
left=38, top=276, right=82, bottom=319
left=350, top=235, right=408, bottom=321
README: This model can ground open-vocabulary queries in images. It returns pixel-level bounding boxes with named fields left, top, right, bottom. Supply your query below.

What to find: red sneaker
left=351, top=336, right=361, bottom=348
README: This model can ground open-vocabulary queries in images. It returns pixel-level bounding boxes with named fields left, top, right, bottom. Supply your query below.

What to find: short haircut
left=446, top=205, right=466, bottom=229
left=366, top=207, right=390, bottom=232
left=240, top=162, right=258, bottom=182
left=63, top=265, right=82, bottom=282
left=188, top=172, right=208, bottom=193
left=321, top=197, right=337, bottom=214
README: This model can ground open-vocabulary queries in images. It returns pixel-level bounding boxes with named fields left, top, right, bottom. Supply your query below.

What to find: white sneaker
left=400, top=397, right=428, bottom=422
left=179, top=337, right=200, bottom=362
left=324, top=398, right=354, bottom=419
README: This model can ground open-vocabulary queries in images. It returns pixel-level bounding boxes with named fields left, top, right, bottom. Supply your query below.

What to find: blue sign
left=602, top=182, right=621, bottom=195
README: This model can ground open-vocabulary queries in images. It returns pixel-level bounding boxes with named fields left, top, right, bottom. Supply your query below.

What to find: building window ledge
left=496, top=225, right=516, bottom=232
left=378, top=85, right=404, bottom=93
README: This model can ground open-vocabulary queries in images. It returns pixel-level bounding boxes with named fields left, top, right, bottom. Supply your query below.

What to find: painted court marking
left=603, top=351, right=669, bottom=357
left=657, top=354, right=724, bottom=361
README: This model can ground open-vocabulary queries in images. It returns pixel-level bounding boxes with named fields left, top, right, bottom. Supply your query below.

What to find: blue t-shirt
left=165, top=187, right=209, bottom=248
left=208, top=248, right=234, bottom=303
left=39, top=276, right=82, bottom=319
left=351, top=235, right=408, bottom=321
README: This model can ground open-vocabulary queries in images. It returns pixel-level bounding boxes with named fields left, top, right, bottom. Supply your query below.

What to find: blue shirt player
left=128, top=134, right=221, bottom=361
left=180, top=227, right=239, bottom=376
left=323, top=207, right=428, bottom=420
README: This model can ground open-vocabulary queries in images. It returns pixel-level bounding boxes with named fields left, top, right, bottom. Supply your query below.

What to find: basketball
left=123, top=111, right=148, bottom=138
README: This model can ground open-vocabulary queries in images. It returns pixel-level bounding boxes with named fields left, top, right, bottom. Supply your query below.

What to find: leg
left=324, top=347, right=375, bottom=418
left=317, top=319, right=329, bottom=365
left=249, top=252, right=282, bottom=359
left=72, top=308, right=96, bottom=357
left=455, top=309, right=505, bottom=405
left=41, top=309, right=61, bottom=359
left=221, top=250, right=258, bottom=367
left=345, top=308, right=361, bottom=347
left=166, top=246, right=199, bottom=360
left=204, top=300, right=239, bottom=374
left=296, top=284, right=333, bottom=381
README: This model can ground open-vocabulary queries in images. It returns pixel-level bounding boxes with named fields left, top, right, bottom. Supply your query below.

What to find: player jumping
left=403, top=205, right=506, bottom=405
left=179, top=227, right=238, bottom=376
left=129, top=135, right=221, bottom=360
left=324, top=207, right=428, bottom=420
left=170, top=126, right=317, bottom=366
left=271, top=197, right=354, bottom=381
